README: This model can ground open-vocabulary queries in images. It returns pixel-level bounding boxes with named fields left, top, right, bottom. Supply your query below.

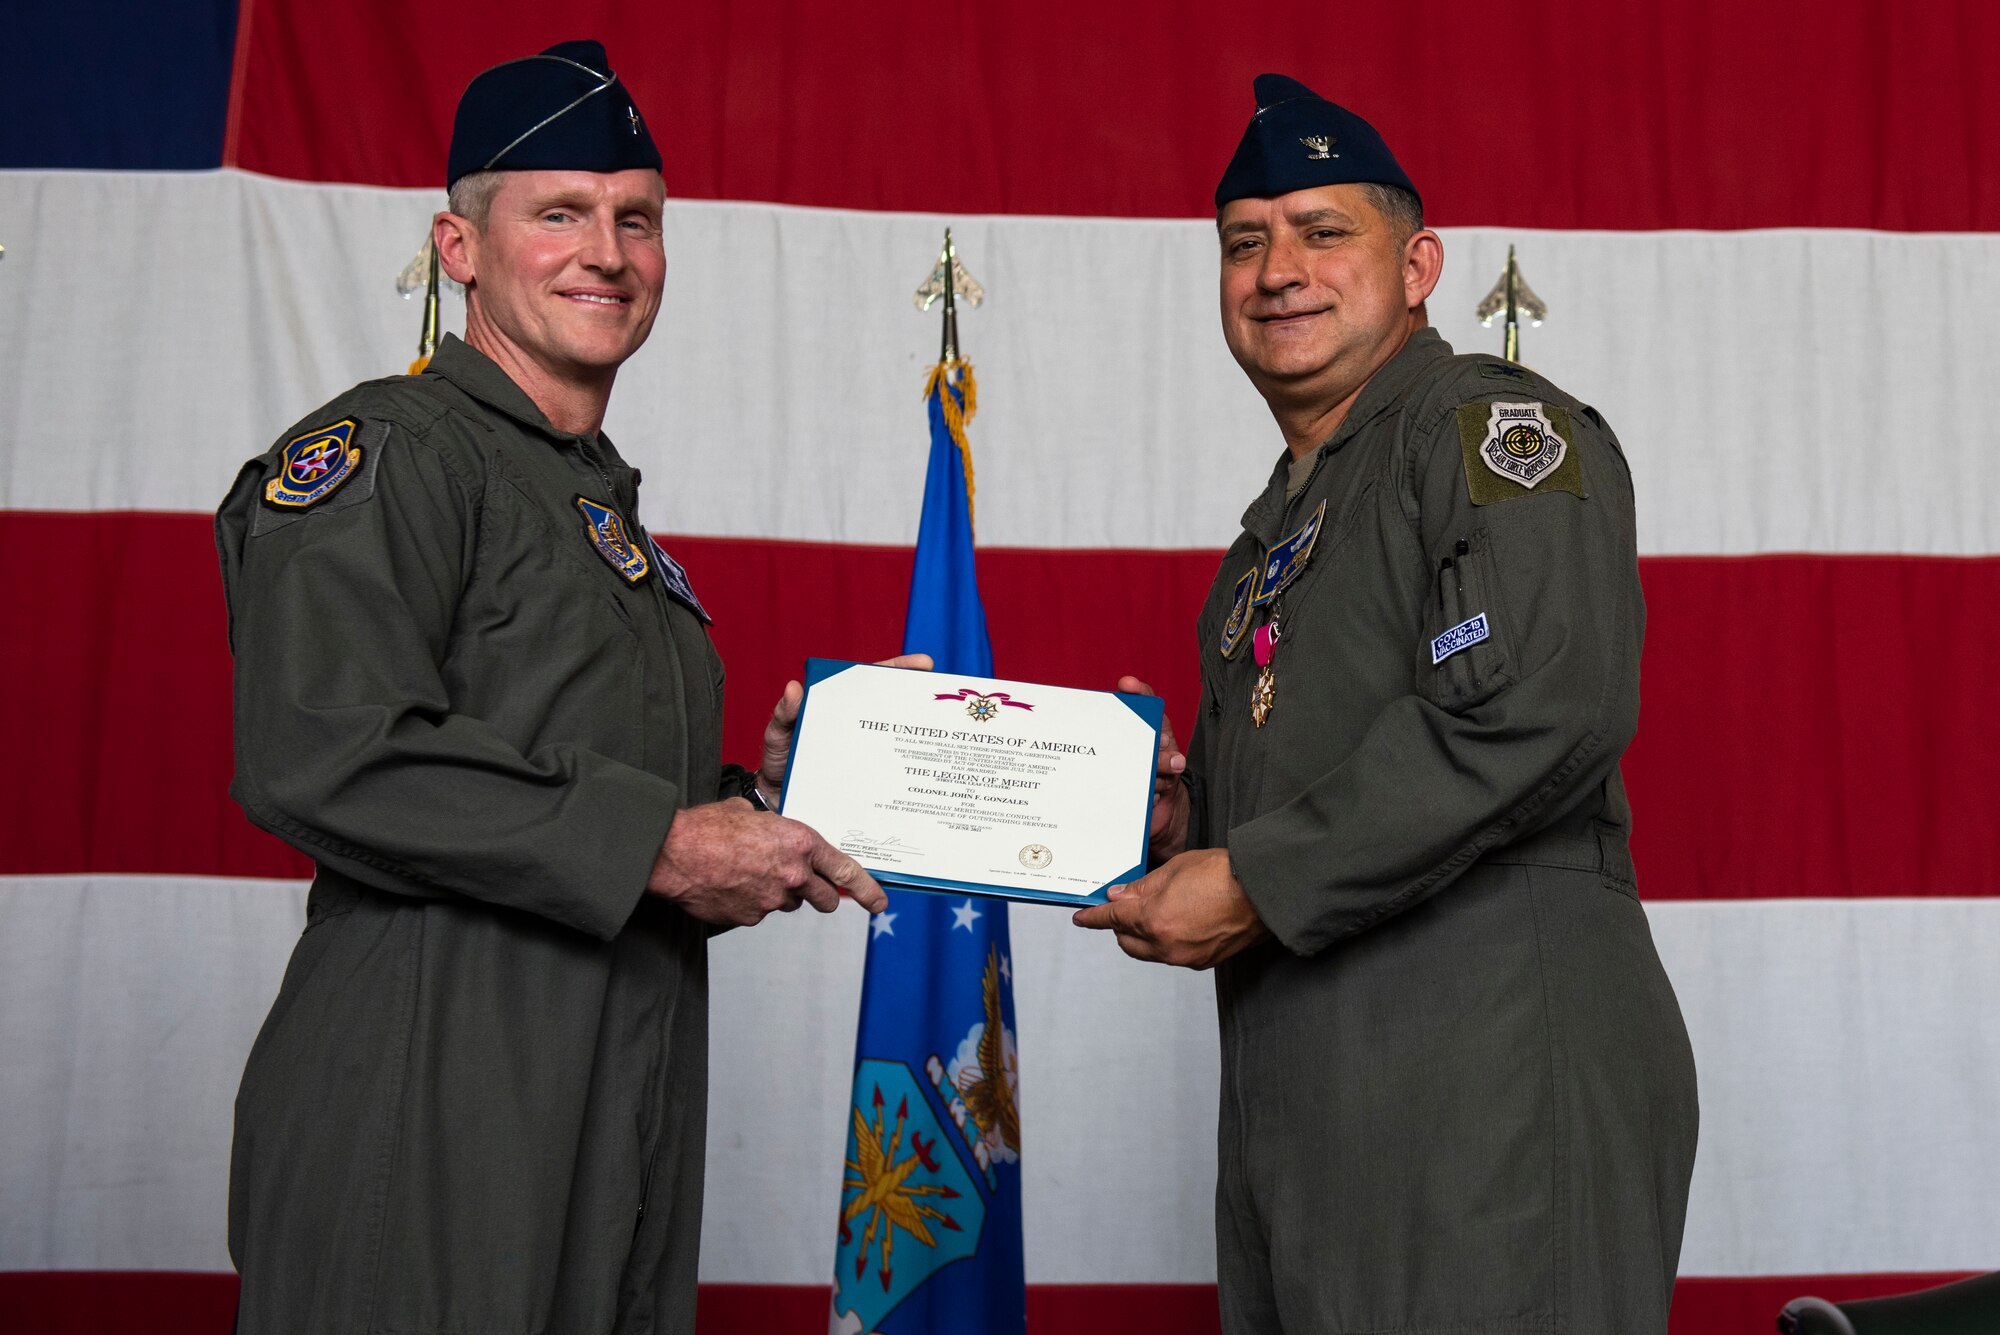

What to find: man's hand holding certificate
left=779, top=660, right=1164, bottom=905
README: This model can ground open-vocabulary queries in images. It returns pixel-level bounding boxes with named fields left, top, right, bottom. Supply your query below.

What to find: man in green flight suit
left=216, top=41, right=897, bottom=1335
left=1076, top=76, right=1699, bottom=1333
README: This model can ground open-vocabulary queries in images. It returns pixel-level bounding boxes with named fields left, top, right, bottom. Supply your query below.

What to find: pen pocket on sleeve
left=1417, top=528, right=1514, bottom=713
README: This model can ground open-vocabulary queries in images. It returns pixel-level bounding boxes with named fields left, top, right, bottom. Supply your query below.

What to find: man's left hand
left=1071, top=848, right=1271, bottom=970
left=756, top=653, right=933, bottom=803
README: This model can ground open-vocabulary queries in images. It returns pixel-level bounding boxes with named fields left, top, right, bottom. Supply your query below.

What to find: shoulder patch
left=264, top=420, right=365, bottom=509
left=1456, top=401, right=1586, bottom=505
left=574, top=496, right=652, bottom=584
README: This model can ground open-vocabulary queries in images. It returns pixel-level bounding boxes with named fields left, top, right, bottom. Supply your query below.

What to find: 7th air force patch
left=265, top=420, right=364, bottom=508
left=1457, top=401, right=1586, bottom=504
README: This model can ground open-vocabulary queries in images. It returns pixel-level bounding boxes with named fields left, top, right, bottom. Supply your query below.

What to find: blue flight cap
left=1214, top=74, right=1419, bottom=210
left=446, top=40, right=661, bottom=188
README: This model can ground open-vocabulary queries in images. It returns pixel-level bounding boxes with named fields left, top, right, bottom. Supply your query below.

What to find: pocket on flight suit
left=1416, top=527, right=1515, bottom=712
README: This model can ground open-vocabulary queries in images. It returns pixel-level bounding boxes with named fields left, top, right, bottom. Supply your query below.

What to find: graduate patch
left=574, top=496, right=651, bottom=584
left=1457, top=401, right=1586, bottom=505
left=264, top=420, right=363, bottom=508
left=647, top=536, right=711, bottom=623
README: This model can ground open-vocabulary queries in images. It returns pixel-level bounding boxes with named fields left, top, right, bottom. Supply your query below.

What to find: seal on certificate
left=1018, top=843, right=1053, bottom=870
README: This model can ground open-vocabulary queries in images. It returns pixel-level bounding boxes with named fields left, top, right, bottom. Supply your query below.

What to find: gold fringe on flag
left=407, top=235, right=443, bottom=375
left=923, top=357, right=978, bottom=532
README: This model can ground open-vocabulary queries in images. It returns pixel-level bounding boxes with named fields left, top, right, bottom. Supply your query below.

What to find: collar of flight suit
left=1240, top=324, right=1453, bottom=544
left=424, top=333, right=600, bottom=450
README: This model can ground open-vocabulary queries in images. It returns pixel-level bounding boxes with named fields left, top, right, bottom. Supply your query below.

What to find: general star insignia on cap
left=1456, top=401, right=1587, bottom=504
left=1215, top=74, right=1419, bottom=208
left=265, top=420, right=363, bottom=509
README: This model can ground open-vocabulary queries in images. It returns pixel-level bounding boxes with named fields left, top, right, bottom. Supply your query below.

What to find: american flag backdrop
left=2, top=3, right=1998, bottom=1332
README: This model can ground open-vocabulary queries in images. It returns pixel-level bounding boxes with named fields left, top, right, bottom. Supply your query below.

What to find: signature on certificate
left=840, top=828, right=926, bottom=858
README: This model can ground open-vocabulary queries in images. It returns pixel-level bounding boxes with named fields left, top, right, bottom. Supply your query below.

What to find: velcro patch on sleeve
left=251, top=420, right=386, bottom=534
left=1457, top=401, right=1587, bottom=505
left=264, top=420, right=366, bottom=509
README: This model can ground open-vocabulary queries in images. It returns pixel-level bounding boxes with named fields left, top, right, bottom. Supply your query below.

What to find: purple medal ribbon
left=934, top=687, right=1035, bottom=711
left=1253, top=620, right=1279, bottom=667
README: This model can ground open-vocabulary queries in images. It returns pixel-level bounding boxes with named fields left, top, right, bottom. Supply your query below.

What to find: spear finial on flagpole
left=915, top=228, right=985, bottom=363
left=1475, top=244, right=1547, bottom=364
left=913, top=229, right=986, bottom=528
left=396, top=223, right=465, bottom=374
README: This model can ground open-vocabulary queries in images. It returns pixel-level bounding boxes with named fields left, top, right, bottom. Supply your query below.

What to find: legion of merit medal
left=1250, top=666, right=1276, bottom=727
left=1250, top=618, right=1280, bottom=727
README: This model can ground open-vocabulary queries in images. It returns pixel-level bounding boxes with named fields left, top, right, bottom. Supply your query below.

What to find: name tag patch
left=648, top=536, right=711, bottom=623
left=1431, top=614, right=1490, bottom=665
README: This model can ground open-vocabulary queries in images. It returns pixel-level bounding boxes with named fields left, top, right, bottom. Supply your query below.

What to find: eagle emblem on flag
left=834, top=1059, right=984, bottom=1332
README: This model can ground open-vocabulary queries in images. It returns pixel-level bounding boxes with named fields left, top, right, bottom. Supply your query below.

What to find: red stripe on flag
left=0, top=1273, right=1980, bottom=1334
left=224, top=0, right=2000, bottom=230
left=4, top=512, right=1994, bottom=897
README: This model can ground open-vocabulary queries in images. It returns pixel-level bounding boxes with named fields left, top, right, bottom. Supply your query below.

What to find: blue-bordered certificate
left=779, top=660, right=1164, bottom=906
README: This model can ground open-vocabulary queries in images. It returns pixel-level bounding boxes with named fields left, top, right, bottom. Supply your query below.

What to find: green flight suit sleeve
left=218, top=424, right=674, bottom=941
left=1226, top=393, right=1643, bottom=956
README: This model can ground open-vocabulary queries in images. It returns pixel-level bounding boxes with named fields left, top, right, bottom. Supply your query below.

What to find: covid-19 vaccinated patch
left=1431, top=613, right=1491, bottom=666
left=574, top=495, right=651, bottom=584
left=264, top=420, right=364, bottom=509
left=1457, top=401, right=1586, bottom=505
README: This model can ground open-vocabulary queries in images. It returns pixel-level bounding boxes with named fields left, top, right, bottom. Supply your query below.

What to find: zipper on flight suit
left=576, top=436, right=620, bottom=504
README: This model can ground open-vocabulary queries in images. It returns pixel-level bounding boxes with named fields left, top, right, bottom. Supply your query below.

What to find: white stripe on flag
left=7, top=877, right=2000, bottom=1279
left=1, top=170, right=1995, bottom=555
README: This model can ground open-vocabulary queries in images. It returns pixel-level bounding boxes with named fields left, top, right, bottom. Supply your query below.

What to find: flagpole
left=940, top=228, right=959, bottom=365
left=830, top=234, right=1022, bottom=1335
left=1476, top=244, right=1547, bottom=364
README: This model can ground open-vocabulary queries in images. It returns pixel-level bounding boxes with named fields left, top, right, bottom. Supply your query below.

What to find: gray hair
left=1361, top=183, right=1424, bottom=242
left=446, top=170, right=505, bottom=228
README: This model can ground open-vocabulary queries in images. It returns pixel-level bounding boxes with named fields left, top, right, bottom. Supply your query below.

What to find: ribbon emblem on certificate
left=935, top=687, right=1035, bottom=723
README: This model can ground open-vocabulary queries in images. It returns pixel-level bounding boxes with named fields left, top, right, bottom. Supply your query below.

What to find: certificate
left=779, top=659, right=1164, bottom=906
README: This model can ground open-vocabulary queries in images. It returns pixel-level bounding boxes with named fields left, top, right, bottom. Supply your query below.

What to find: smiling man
left=1077, top=76, right=1699, bottom=1333
left=215, top=40, right=885, bottom=1335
